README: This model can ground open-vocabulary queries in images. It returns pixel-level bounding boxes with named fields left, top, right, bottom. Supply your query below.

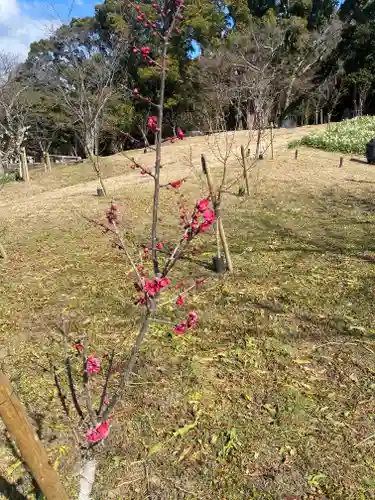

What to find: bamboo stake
left=0, top=372, right=69, bottom=500
left=201, top=154, right=233, bottom=272
left=240, top=145, right=250, bottom=196
left=46, top=152, right=52, bottom=172
left=270, top=123, right=274, bottom=160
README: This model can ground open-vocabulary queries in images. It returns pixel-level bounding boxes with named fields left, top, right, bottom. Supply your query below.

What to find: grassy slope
left=1, top=138, right=375, bottom=499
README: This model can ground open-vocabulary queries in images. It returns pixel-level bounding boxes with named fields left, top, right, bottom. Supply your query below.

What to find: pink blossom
left=176, top=294, right=185, bottom=306
left=136, top=295, right=146, bottom=306
left=197, top=199, right=209, bottom=213
left=137, top=14, right=143, bottom=21
left=159, top=277, right=170, bottom=289
left=156, top=242, right=163, bottom=249
left=199, top=220, right=212, bottom=232
left=202, top=208, right=214, bottom=222
left=169, top=178, right=185, bottom=189
left=174, top=321, right=187, bottom=336
left=144, top=280, right=158, bottom=296
left=187, top=311, right=198, bottom=328
left=87, top=355, right=100, bottom=374
left=177, top=128, right=184, bottom=140
left=86, top=420, right=110, bottom=443
left=148, top=115, right=158, bottom=132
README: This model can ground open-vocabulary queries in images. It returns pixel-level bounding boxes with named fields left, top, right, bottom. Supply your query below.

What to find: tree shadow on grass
left=0, top=477, right=27, bottom=500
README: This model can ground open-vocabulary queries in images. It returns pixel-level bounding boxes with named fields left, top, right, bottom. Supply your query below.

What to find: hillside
left=1, top=128, right=375, bottom=498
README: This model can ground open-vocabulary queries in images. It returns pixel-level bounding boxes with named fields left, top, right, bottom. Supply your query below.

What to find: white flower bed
left=296, top=116, right=375, bottom=155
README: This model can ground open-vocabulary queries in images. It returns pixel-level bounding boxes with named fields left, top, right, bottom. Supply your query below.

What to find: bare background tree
left=0, top=52, right=31, bottom=175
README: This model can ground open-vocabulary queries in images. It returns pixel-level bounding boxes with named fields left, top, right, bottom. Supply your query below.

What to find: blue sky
left=0, top=0, right=96, bottom=59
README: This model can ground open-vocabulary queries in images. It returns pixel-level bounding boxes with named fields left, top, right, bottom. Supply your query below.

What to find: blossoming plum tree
left=52, top=1, right=218, bottom=497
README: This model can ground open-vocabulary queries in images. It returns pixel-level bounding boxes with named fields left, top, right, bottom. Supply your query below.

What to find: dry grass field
left=1, top=125, right=375, bottom=499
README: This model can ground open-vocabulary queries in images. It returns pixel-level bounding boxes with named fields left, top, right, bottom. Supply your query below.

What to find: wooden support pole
left=270, top=123, right=274, bottom=160
left=46, top=152, right=52, bottom=172
left=295, top=149, right=298, bottom=160
left=339, top=157, right=343, bottom=168
left=0, top=242, right=7, bottom=261
left=201, top=154, right=233, bottom=273
left=0, top=372, right=69, bottom=500
left=240, top=145, right=250, bottom=196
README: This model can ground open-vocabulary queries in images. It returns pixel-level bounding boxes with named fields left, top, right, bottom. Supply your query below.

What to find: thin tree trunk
left=21, top=147, right=29, bottom=181
left=79, top=459, right=97, bottom=500
left=151, top=41, right=168, bottom=275
left=240, top=145, right=250, bottom=195
left=0, top=372, right=69, bottom=500
left=255, top=127, right=261, bottom=159
left=320, top=109, right=323, bottom=124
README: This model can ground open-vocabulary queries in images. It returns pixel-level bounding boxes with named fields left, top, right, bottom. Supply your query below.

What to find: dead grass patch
left=1, top=128, right=375, bottom=498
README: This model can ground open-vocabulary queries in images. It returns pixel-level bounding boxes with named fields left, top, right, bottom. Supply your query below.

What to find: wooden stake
left=339, top=157, right=343, bottom=168
left=201, top=154, right=233, bottom=272
left=270, top=123, right=274, bottom=160
left=295, top=149, right=298, bottom=160
left=240, top=145, right=250, bottom=196
left=0, top=372, right=69, bottom=500
left=46, top=152, right=52, bottom=172
left=0, top=242, right=7, bottom=261
left=255, top=128, right=261, bottom=159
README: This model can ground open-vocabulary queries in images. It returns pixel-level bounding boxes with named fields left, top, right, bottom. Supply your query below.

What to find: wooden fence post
left=240, top=145, right=250, bottom=196
left=339, top=157, right=343, bottom=168
left=0, top=372, right=69, bottom=500
left=295, top=149, right=298, bottom=160
left=270, top=123, right=274, bottom=160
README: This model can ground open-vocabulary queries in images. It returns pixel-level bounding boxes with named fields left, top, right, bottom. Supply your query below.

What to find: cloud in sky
left=0, top=0, right=63, bottom=60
